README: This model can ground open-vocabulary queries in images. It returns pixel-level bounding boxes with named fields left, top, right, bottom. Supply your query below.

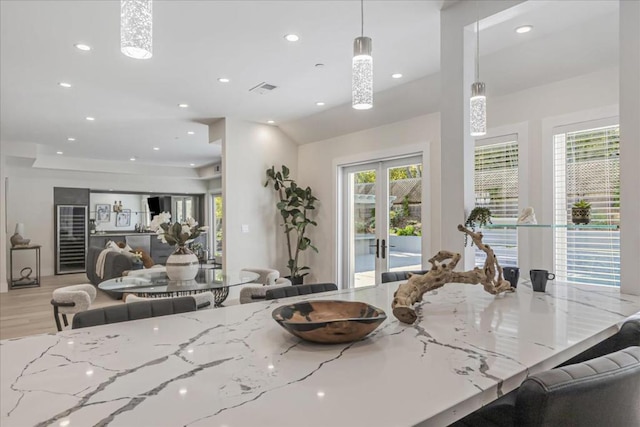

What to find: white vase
left=166, top=246, right=199, bottom=281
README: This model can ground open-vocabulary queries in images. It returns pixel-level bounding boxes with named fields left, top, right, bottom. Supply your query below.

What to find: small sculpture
left=391, top=225, right=514, bottom=324
left=517, top=207, right=537, bottom=224
left=10, top=223, right=30, bottom=247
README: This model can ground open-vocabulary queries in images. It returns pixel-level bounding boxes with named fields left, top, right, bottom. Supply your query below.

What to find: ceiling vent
left=249, top=82, right=278, bottom=95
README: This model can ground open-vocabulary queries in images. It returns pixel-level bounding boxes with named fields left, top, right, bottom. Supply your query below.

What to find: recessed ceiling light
left=58, top=82, right=72, bottom=88
left=153, top=147, right=160, bottom=151
left=284, top=34, right=299, bottom=42
left=217, top=78, right=230, bottom=83
left=85, top=116, right=95, bottom=121
left=130, top=157, right=136, bottom=161
left=67, top=137, right=76, bottom=142
left=267, top=120, right=275, bottom=124
left=515, top=25, right=533, bottom=34
left=178, top=103, right=189, bottom=108
left=187, top=131, right=195, bottom=135
left=56, top=151, right=63, bottom=155
left=315, top=101, right=325, bottom=106
left=74, top=43, right=91, bottom=51
left=190, top=163, right=196, bottom=167
left=391, top=73, right=403, bottom=79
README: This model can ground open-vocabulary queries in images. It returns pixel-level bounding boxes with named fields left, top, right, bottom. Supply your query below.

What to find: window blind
left=474, top=141, right=519, bottom=267
left=553, top=125, right=620, bottom=287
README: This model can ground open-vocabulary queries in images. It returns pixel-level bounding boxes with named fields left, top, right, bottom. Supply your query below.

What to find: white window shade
left=474, top=141, right=519, bottom=267
left=553, top=125, right=620, bottom=287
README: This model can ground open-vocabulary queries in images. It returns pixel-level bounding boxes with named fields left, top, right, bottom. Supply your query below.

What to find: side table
left=10, top=245, right=41, bottom=289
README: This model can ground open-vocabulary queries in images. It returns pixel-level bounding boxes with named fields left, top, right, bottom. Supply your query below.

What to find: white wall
left=298, top=66, right=622, bottom=288
left=5, top=158, right=207, bottom=277
left=222, top=118, right=298, bottom=277
left=298, top=113, right=441, bottom=285
left=0, top=145, right=7, bottom=292
left=619, top=0, right=640, bottom=296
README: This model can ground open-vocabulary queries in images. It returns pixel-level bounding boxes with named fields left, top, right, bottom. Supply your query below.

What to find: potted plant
left=571, top=199, right=591, bottom=224
left=265, top=165, right=319, bottom=284
left=464, top=207, right=492, bottom=246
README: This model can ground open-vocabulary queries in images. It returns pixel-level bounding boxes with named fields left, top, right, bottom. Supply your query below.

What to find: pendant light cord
left=475, top=1, right=480, bottom=81
left=361, top=0, right=364, bottom=37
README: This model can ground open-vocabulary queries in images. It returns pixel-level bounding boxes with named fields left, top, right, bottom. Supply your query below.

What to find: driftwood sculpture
left=392, top=224, right=515, bottom=324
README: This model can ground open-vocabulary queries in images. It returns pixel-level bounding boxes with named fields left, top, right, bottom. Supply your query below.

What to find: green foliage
left=394, top=224, right=421, bottom=236
left=265, top=165, right=319, bottom=279
left=355, top=170, right=376, bottom=183
left=573, top=199, right=591, bottom=209
left=402, top=195, right=411, bottom=217
left=464, top=207, right=492, bottom=246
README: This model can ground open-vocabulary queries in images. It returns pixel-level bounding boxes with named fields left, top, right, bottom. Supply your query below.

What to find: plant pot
left=287, top=275, right=304, bottom=285
left=571, top=207, right=591, bottom=225
left=166, top=246, right=199, bottom=281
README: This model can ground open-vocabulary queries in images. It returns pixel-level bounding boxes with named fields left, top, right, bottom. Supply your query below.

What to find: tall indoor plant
left=265, top=165, right=319, bottom=284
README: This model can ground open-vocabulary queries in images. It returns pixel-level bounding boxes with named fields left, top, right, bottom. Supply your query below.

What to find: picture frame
left=116, top=209, right=131, bottom=227
left=96, top=204, right=111, bottom=223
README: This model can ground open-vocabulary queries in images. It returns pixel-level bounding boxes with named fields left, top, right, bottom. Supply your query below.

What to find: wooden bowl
left=272, top=300, right=387, bottom=344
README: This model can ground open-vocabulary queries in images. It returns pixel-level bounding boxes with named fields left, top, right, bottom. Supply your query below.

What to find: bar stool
left=51, top=284, right=97, bottom=331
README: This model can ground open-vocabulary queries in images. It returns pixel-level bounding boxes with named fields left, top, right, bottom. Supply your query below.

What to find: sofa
left=87, top=246, right=134, bottom=287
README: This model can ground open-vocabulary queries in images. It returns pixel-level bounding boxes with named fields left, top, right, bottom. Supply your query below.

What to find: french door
left=341, top=155, right=423, bottom=288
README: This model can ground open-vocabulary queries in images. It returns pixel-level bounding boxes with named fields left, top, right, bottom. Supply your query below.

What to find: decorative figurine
left=10, top=223, right=30, bottom=247
left=517, top=207, right=537, bottom=224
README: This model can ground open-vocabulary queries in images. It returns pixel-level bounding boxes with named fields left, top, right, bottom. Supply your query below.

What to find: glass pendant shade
left=121, top=0, right=153, bottom=59
left=470, top=82, right=486, bottom=136
left=352, top=36, right=373, bottom=110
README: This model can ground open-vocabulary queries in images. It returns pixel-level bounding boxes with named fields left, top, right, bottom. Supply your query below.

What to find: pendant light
left=121, top=0, right=153, bottom=59
left=470, top=17, right=486, bottom=136
left=352, top=0, right=373, bottom=110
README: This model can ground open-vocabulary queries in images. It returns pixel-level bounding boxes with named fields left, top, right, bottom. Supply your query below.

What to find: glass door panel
left=342, top=155, right=423, bottom=288
left=387, top=163, right=423, bottom=275
left=214, top=195, right=223, bottom=257
left=350, top=168, right=377, bottom=288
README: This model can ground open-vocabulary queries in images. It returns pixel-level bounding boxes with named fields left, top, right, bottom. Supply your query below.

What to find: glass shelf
left=483, top=223, right=620, bottom=230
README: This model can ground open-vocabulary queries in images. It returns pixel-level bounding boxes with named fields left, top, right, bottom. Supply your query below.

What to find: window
left=209, top=194, right=223, bottom=257
left=474, top=139, right=519, bottom=267
left=553, top=125, right=620, bottom=287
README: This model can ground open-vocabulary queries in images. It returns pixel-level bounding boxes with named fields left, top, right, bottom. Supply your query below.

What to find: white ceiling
left=0, top=0, right=619, bottom=166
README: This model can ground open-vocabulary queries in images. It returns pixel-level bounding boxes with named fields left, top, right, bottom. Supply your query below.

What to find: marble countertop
left=2, top=280, right=639, bottom=427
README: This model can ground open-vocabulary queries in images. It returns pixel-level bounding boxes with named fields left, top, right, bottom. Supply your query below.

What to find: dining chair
left=380, top=270, right=429, bottom=283
left=51, top=284, right=97, bottom=331
left=239, top=267, right=292, bottom=304
left=265, top=283, right=338, bottom=300
left=451, top=346, right=640, bottom=427
left=72, top=297, right=197, bottom=329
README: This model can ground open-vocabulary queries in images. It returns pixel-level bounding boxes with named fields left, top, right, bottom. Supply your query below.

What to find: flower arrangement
left=149, top=212, right=208, bottom=252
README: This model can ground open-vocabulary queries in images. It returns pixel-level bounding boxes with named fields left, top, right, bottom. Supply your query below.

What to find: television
left=147, top=196, right=161, bottom=220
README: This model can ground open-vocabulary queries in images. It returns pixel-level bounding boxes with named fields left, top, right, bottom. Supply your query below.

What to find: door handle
left=381, top=239, right=386, bottom=259
left=369, top=239, right=380, bottom=258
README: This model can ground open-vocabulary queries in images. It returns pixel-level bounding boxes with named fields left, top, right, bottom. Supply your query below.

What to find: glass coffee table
left=98, top=268, right=259, bottom=307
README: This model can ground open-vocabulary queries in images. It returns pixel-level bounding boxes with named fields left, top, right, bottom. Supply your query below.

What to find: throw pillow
left=106, top=240, right=120, bottom=250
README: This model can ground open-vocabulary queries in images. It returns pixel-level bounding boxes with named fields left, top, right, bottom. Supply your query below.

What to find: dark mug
left=530, top=269, right=556, bottom=292
left=503, top=267, right=520, bottom=288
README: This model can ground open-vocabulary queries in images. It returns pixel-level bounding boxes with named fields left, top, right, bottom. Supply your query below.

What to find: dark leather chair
left=265, top=283, right=338, bottom=300
left=380, top=270, right=428, bottom=283
left=72, top=297, right=197, bottom=329
left=451, top=346, right=640, bottom=427
left=560, top=318, right=640, bottom=366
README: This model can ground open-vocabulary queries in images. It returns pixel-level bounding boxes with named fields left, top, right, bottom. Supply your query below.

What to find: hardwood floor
left=0, top=274, right=123, bottom=340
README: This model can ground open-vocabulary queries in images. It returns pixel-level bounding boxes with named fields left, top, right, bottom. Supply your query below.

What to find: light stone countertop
left=1, top=280, right=638, bottom=427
